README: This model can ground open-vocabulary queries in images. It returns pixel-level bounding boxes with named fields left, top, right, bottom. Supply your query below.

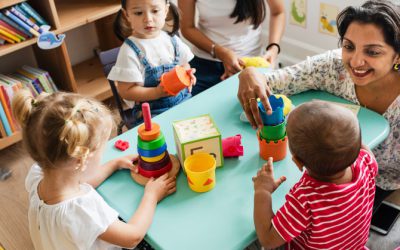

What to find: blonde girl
left=12, top=90, right=176, bottom=249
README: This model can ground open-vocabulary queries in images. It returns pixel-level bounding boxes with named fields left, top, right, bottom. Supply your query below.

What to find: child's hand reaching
left=144, top=173, right=176, bottom=202
left=253, top=157, right=286, bottom=194
left=187, top=68, right=196, bottom=93
left=114, top=154, right=138, bottom=171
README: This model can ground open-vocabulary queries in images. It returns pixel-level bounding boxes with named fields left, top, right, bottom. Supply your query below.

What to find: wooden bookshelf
left=0, top=131, right=22, bottom=150
left=55, top=0, right=120, bottom=33
left=0, top=0, right=26, bottom=10
left=0, top=0, right=120, bottom=150
left=73, top=57, right=112, bottom=100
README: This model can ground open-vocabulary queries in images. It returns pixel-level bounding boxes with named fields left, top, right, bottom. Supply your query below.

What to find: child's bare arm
left=118, top=81, right=169, bottom=102
left=253, top=157, right=286, bottom=249
left=82, top=154, right=137, bottom=188
left=99, top=173, right=176, bottom=248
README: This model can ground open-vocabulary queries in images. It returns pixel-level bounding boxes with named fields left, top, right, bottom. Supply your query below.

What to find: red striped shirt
left=272, top=149, right=377, bottom=250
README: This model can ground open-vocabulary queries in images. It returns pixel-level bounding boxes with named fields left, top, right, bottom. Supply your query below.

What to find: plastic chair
left=99, top=47, right=136, bottom=135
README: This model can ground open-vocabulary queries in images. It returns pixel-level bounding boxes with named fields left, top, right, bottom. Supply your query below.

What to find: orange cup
left=257, top=132, right=288, bottom=162
left=160, top=66, right=191, bottom=96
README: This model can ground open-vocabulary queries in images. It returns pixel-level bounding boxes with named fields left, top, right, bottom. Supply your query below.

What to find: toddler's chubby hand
left=144, top=173, right=176, bottom=202
left=253, top=157, right=286, bottom=193
left=186, top=68, right=196, bottom=93
left=114, top=154, right=138, bottom=172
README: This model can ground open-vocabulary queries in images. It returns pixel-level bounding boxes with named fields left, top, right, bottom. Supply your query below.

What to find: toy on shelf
left=222, top=134, right=244, bottom=157
left=114, top=139, right=129, bottom=151
left=184, top=152, right=216, bottom=193
left=160, top=66, right=191, bottom=96
left=241, top=57, right=270, bottom=68
left=257, top=95, right=291, bottom=162
left=173, top=114, right=223, bottom=168
left=131, top=103, right=180, bottom=185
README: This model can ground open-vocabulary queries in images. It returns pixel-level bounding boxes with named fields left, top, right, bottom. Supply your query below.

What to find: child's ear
left=122, top=8, right=129, bottom=19
left=165, top=3, right=170, bottom=16
left=292, top=155, right=304, bottom=172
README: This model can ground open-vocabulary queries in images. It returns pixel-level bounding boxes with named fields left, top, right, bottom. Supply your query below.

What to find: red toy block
left=114, top=139, right=129, bottom=151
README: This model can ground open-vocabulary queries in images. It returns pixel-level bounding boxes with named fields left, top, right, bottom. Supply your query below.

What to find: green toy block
left=172, top=114, right=223, bottom=168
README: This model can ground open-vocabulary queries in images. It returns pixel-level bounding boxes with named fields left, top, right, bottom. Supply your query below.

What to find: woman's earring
left=394, top=63, right=400, bottom=71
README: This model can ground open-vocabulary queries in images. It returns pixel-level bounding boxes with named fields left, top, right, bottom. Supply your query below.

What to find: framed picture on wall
left=289, top=0, right=307, bottom=28
left=319, top=3, right=339, bottom=36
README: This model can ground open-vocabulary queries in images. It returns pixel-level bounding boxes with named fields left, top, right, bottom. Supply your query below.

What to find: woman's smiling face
left=341, top=22, right=400, bottom=86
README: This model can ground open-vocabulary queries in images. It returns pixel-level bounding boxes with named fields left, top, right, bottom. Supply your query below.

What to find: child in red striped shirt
left=253, top=100, right=378, bottom=250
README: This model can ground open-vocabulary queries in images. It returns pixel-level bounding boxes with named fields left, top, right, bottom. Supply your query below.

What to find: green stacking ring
left=260, top=120, right=286, bottom=141
left=137, top=133, right=165, bottom=151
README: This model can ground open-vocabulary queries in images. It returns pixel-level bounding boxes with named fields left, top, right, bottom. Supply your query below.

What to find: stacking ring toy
left=140, top=151, right=166, bottom=163
left=138, top=123, right=160, bottom=141
left=139, top=152, right=171, bottom=171
left=138, top=161, right=172, bottom=178
left=137, top=143, right=167, bottom=157
left=137, top=133, right=165, bottom=150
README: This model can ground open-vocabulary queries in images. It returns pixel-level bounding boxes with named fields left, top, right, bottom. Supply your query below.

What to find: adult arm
left=263, top=0, right=286, bottom=67
left=238, top=50, right=341, bottom=127
left=178, top=0, right=243, bottom=79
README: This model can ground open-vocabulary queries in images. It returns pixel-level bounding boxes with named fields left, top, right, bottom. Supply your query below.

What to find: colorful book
left=0, top=37, right=5, bottom=45
left=22, top=66, right=57, bottom=92
left=12, top=73, right=43, bottom=94
left=17, top=68, right=51, bottom=93
left=0, top=21, right=25, bottom=41
left=0, top=26, right=21, bottom=42
left=0, top=33, right=14, bottom=44
left=0, top=19, right=28, bottom=39
left=5, top=74, right=37, bottom=96
left=3, top=10, right=40, bottom=37
left=0, top=109, right=6, bottom=137
left=10, top=7, right=42, bottom=33
left=0, top=85, right=15, bottom=133
left=0, top=12, right=32, bottom=38
left=0, top=100, right=11, bottom=136
left=13, top=5, right=35, bottom=24
left=19, top=2, right=48, bottom=26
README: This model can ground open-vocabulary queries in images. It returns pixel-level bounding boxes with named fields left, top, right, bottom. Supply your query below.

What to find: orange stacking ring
left=138, top=122, right=160, bottom=141
left=257, top=132, right=288, bottom=162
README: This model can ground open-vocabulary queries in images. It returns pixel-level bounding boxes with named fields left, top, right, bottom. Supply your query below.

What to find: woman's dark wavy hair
left=337, top=0, right=400, bottom=53
left=230, top=0, right=266, bottom=29
left=114, top=0, right=180, bottom=41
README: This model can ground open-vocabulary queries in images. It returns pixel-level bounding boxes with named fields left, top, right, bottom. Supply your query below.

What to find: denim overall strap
left=124, top=38, right=151, bottom=68
left=171, top=35, right=180, bottom=64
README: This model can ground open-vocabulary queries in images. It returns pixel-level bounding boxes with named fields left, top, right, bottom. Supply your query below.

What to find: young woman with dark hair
left=179, top=0, right=285, bottom=96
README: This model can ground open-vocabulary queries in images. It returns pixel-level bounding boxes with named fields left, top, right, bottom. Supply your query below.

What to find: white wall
left=278, top=0, right=364, bottom=66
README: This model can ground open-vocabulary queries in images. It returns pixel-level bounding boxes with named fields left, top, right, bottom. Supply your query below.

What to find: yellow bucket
left=184, top=153, right=216, bottom=192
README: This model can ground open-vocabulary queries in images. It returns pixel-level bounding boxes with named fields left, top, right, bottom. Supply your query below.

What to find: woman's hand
left=253, top=157, right=286, bottom=194
left=216, top=46, right=245, bottom=80
left=238, top=67, right=272, bottom=128
left=144, top=173, right=177, bottom=202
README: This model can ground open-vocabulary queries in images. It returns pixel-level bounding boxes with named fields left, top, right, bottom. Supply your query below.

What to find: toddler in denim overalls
left=108, top=0, right=195, bottom=126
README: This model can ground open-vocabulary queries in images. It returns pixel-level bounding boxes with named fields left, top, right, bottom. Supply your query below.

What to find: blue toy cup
left=258, top=95, right=284, bottom=126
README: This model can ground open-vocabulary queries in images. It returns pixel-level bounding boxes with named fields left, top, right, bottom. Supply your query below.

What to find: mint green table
left=97, top=74, right=389, bottom=250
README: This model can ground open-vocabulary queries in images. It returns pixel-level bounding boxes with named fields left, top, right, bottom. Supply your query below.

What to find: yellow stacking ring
left=140, top=152, right=166, bottom=163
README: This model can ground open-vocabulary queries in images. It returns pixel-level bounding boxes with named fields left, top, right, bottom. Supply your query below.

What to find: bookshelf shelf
left=55, top=0, right=120, bottom=33
left=0, top=0, right=26, bottom=10
left=0, top=38, right=37, bottom=57
left=0, top=131, right=22, bottom=150
left=74, top=57, right=112, bottom=101
left=0, top=0, right=121, bottom=149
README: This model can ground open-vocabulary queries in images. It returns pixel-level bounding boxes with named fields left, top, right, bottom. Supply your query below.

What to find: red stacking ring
left=139, top=151, right=171, bottom=171
left=138, top=161, right=172, bottom=178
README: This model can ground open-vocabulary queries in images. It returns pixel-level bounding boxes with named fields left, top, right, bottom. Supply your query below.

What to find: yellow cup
left=184, top=153, right=216, bottom=193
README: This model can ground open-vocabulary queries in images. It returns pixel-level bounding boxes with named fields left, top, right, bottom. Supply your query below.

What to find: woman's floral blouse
left=266, top=49, right=400, bottom=190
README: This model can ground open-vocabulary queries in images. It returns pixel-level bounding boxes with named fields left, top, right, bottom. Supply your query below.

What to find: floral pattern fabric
left=266, top=49, right=400, bottom=190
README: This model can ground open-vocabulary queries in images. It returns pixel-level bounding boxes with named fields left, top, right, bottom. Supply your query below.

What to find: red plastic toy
left=114, top=139, right=129, bottom=151
left=222, top=134, right=244, bottom=157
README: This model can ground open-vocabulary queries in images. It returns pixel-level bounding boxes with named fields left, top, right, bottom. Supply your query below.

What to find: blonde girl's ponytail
left=11, top=89, right=35, bottom=127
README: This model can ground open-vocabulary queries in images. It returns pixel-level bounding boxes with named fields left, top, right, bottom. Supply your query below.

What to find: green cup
left=260, top=120, right=286, bottom=141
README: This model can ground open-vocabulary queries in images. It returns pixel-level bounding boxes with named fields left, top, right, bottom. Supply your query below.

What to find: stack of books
left=0, top=66, right=57, bottom=138
left=0, top=2, right=48, bottom=45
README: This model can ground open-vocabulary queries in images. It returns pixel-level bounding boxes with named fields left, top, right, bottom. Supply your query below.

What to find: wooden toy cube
left=173, top=114, right=223, bottom=168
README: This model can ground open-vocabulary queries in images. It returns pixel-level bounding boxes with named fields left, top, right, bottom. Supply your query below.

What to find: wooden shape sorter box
left=172, top=114, right=223, bottom=168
